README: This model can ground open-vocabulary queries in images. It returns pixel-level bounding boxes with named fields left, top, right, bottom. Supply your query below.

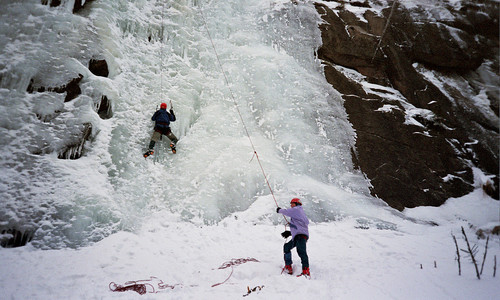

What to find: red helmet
left=160, top=103, right=167, bottom=109
left=290, top=198, right=302, bottom=206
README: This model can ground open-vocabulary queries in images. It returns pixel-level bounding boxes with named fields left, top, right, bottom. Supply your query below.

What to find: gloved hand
left=276, top=207, right=281, bottom=213
left=281, top=231, right=291, bottom=238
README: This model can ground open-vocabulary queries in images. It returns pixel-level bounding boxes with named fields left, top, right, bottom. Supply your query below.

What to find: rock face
left=27, top=74, right=83, bottom=102
left=41, top=0, right=95, bottom=13
left=89, top=59, right=109, bottom=78
left=315, top=1, right=499, bottom=210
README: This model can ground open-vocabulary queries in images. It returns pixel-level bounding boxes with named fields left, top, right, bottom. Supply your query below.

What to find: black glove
left=170, top=109, right=175, bottom=116
left=276, top=207, right=281, bottom=213
left=281, top=231, right=291, bottom=238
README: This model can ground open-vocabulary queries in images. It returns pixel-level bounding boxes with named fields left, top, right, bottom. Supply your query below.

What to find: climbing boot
left=282, top=265, right=293, bottom=275
left=170, top=143, right=176, bottom=154
left=297, top=267, right=310, bottom=277
left=143, top=149, right=154, bottom=158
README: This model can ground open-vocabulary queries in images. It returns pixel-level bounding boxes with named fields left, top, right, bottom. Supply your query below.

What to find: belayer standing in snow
left=277, top=198, right=310, bottom=277
left=143, top=102, right=179, bottom=158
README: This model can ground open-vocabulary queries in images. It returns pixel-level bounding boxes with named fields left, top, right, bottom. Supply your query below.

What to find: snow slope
left=1, top=189, right=499, bottom=299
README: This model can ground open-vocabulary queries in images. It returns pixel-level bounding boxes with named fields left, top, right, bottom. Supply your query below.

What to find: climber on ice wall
left=143, top=102, right=179, bottom=158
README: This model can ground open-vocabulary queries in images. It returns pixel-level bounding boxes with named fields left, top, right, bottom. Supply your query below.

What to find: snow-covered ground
left=0, top=0, right=498, bottom=299
left=1, top=188, right=499, bottom=299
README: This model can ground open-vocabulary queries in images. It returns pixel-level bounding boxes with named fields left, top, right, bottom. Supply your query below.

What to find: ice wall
left=0, top=0, right=390, bottom=249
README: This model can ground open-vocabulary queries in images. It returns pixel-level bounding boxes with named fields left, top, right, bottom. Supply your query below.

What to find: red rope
left=109, top=282, right=148, bottom=295
left=211, top=258, right=260, bottom=287
left=109, top=259, right=259, bottom=293
left=211, top=266, right=234, bottom=288
left=109, top=276, right=181, bottom=294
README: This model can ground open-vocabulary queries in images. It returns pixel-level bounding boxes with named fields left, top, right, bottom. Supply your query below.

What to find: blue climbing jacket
left=152, top=108, right=176, bottom=130
left=278, top=206, right=309, bottom=239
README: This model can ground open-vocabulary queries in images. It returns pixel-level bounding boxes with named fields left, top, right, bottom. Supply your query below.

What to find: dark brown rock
left=97, top=95, right=113, bottom=119
left=315, top=2, right=499, bottom=210
left=0, top=228, right=34, bottom=248
left=73, top=0, right=95, bottom=13
left=492, top=226, right=500, bottom=235
left=64, top=74, right=83, bottom=102
left=386, top=7, right=484, bottom=70
left=27, top=74, right=83, bottom=103
left=58, top=123, right=92, bottom=160
left=40, top=0, right=61, bottom=7
left=89, top=59, right=109, bottom=77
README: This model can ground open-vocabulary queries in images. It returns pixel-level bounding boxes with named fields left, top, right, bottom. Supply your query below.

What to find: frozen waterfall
left=0, top=0, right=394, bottom=249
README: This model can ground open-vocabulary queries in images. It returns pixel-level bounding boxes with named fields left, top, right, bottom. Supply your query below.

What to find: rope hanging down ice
left=159, top=0, right=166, bottom=100
left=197, top=6, right=287, bottom=224
left=150, top=2, right=167, bottom=165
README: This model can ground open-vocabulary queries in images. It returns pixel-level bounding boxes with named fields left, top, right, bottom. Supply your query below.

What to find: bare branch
left=461, top=226, right=481, bottom=279
left=452, top=233, right=461, bottom=276
left=480, top=236, right=489, bottom=275
left=494, top=255, right=497, bottom=277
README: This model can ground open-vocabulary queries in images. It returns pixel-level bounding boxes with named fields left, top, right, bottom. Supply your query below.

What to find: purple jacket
left=278, top=206, right=309, bottom=239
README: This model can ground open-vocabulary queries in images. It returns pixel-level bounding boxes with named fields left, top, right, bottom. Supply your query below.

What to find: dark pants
left=150, top=127, right=178, bottom=145
left=284, top=234, right=309, bottom=268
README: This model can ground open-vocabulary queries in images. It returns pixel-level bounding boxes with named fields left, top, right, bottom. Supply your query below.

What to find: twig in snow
left=452, top=233, right=461, bottom=276
left=480, top=236, right=489, bottom=275
left=243, top=285, right=264, bottom=297
left=494, top=255, right=497, bottom=277
left=461, top=226, right=480, bottom=279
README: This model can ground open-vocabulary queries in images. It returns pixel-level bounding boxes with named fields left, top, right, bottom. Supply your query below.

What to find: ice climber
left=276, top=198, right=310, bottom=277
left=143, top=102, right=179, bottom=158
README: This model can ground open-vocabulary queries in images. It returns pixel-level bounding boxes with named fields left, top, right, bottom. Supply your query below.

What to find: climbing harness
left=197, top=5, right=288, bottom=226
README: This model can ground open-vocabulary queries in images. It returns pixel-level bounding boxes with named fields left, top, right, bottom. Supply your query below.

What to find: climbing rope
left=109, top=276, right=181, bottom=295
left=159, top=0, right=165, bottom=101
left=153, top=1, right=172, bottom=165
left=211, top=258, right=260, bottom=287
left=197, top=5, right=288, bottom=224
left=109, top=258, right=259, bottom=294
